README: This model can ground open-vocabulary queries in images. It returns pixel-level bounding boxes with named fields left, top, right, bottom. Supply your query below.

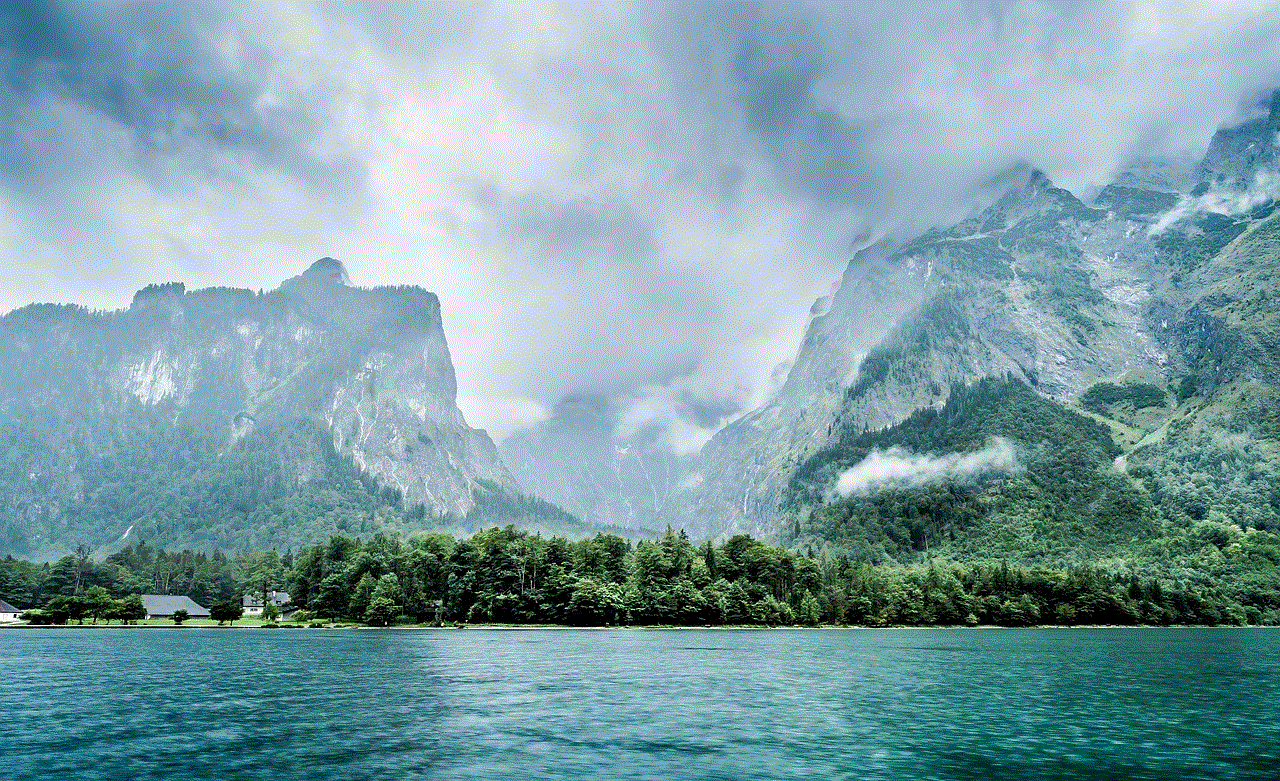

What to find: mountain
left=661, top=92, right=1280, bottom=559
left=665, top=164, right=1161, bottom=538
left=1197, top=91, right=1280, bottom=191
left=659, top=237, right=932, bottom=539
left=498, top=394, right=679, bottom=535
left=784, top=375, right=1159, bottom=564
left=0, top=259, right=533, bottom=558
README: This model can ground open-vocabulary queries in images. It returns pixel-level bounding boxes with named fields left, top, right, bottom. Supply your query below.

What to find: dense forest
left=786, top=376, right=1160, bottom=563
left=0, top=355, right=621, bottom=556
left=5, top=524, right=1278, bottom=627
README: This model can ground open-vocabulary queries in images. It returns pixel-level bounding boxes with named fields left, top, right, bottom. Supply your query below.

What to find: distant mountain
left=498, top=394, right=685, bottom=534
left=656, top=91, right=1280, bottom=559
left=0, top=258, right=565, bottom=558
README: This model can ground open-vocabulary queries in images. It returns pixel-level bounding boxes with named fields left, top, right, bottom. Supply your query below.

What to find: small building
left=0, top=599, right=22, bottom=623
left=140, top=594, right=210, bottom=620
left=242, top=590, right=291, bottom=617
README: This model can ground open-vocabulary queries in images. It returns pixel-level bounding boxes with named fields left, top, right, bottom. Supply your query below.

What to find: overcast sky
left=3, top=1, right=1280, bottom=445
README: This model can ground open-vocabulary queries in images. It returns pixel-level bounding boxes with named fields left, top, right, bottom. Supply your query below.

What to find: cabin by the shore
left=0, top=599, right=21, bottom=623
left=242, top=590, right=292, bottom=618
left=140, top=595, right=210, bottom=620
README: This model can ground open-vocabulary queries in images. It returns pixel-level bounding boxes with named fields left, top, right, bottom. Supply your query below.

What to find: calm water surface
left=1, top=627, right=1277, bottom=780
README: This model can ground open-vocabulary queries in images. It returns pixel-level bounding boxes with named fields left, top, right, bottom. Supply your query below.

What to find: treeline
left=0, top=543, right=287, bottom=608
left=7, top=525, right=1276, bottom=627
left=21, top=590, right=148, bottom=625
left=282, top=527, right=1268, bottom=627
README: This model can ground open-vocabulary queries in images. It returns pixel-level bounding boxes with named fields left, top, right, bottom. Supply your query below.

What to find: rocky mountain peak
left=982, top=160, right=1047, bottom=195
left=1197, top=88, right=1280, bottom=190
left=281, top=257, right=352, bottom=298
left=971, top=163, right=1096, bottom=232
left=0, top=258, right=520, bottom=556
left=304, top=257, right=352, bottom=286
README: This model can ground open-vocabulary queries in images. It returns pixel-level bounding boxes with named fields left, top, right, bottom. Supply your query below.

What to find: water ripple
left=2, top=627, right=1279, bottom=780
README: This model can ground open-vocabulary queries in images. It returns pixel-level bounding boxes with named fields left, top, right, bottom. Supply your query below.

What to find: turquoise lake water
left=1, top=627, right=1278, bottom=780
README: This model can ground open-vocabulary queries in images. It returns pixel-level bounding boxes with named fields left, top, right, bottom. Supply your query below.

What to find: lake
left=1, top=627, right=1277, bottom=780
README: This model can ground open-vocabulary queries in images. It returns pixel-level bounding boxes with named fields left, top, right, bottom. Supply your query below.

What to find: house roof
left=141, top=594, right=211, bottom=617
left=242, top=590, right=291, bottom=608
left=0, top=599, right=19, bottom=613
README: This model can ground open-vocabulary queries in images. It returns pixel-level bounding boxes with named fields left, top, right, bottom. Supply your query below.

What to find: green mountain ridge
left=659, top=92, right=1280, bottom=573
left=0, top=259, right=606, bottom=558
left=785, top=376, right=1158, bottom=565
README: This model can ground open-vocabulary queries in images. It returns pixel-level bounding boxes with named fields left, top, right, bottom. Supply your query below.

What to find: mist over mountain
left=716, top=91, right=1280, bottom=560
left=498, top=394, right=691, bottom=535
left=5, top=65, right=1280, bottom=571
left=501, top=90, right=1280, bottom=566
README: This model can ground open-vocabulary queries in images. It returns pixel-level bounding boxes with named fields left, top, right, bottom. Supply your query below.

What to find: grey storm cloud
left=0, top=1, right=360, bottom=192
left=658, top=1, right=1280, bottom=224
left=4, top=1, right=1280, bottom=444
left=468, top=184, right=656, bottom=261
left=646, top=2, right=875, bottom=208
left=725, top=5, right=874, bottom=208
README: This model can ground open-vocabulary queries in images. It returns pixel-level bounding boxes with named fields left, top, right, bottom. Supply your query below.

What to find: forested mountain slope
left=665, top=93, right=1280, bottom=557
left=784, top=376, right=1158, bottom=564
left=0, top=258, right=576, bottom=557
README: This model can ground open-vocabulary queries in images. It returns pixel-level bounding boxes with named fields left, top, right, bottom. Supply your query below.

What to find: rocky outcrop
left=664, top=166, right=1189, bottom=538
left=0, top=259, right=517, bottom=554
left=1197, top=91, right=1280, bottom=191
left=661, top=238, right=933, bottom=538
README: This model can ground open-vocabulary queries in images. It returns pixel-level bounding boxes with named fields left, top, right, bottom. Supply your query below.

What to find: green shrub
left=1080, top=382, right=1167, bottom=414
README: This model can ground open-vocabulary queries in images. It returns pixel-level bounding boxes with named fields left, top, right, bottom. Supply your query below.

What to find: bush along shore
left=6, top=526, right=1278, bottom=627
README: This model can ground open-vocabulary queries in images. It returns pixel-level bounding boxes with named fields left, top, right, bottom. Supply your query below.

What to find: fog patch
left=1150, top=170, right=1280, bottom=234
left=615, top=383, right=728, bottom=458
left=834, top=437, right=1021, bottom=496
left=460, top=395, right=548, bottom=443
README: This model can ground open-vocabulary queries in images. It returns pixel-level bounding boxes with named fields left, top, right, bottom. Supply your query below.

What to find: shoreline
left=2, top=621, right=1273, bottom=631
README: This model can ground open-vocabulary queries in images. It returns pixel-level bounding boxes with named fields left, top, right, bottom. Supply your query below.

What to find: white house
left=0, top=599, right=21, bottom=622
left=242, top=590, right=291, bottom=617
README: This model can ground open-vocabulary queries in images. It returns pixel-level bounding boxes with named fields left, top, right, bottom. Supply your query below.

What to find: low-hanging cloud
left=1151, top=169, right=1280, bottom=234
left=834, top=437, right=1021, bottom=497
left=5, top=2, right=1280, bottom=447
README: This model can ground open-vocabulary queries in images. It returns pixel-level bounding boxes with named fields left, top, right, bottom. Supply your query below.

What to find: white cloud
left=5, top=1, right=1280, bottom=446
left=457, top=395, right=548, bottom=443
left=1150, top=169, right=1280, bottom=234
left=834, top=437, right=1021, bottom=496
left=615, top=381, right=722, bottom=458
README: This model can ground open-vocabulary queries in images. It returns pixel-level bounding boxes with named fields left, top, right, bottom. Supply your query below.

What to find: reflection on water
left=1, top=627, right=1278, bottom=780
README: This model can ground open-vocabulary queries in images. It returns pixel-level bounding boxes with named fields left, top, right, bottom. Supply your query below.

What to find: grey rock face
left=666, top=137, right=1272, bottom=537
left=499, top=394, right=688, bottom=533
left=662, top=239, right=933, bottom=538
left=1197, top=91, right=1280, bottom=190
left=0, top=259, right=517, bottom=553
